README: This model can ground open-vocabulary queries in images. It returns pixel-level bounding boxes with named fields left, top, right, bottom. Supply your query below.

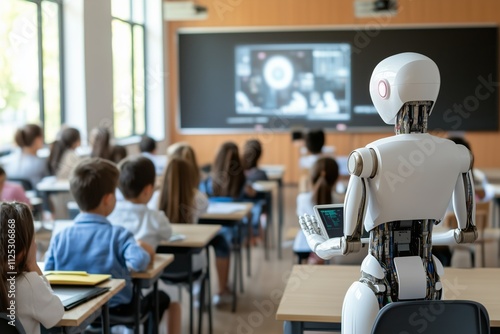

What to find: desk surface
left=36, top=179, right=70, bottom=192
left=57, top=278, right=125, bottom=327
left=260, top=165, right=285, bottom=180
left=200, top=202, right=253, bottom=221
left=160, top=224, right=221, bottom=248
left=130, top=253, right=174, bottom=279
left=276, top=265, right=500, bottom=327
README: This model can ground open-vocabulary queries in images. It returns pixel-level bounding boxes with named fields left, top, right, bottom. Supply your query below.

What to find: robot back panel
left=362, top=133, right=469, bottom=231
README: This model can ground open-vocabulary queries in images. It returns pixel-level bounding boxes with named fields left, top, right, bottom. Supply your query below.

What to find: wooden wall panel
left=166, top=0, right=500, bottom=183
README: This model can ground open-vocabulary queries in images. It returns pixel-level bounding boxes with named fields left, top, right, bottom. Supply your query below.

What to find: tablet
left=313, top=204, right=344, bottom=239
left=313, top=204, right=371, bottom=243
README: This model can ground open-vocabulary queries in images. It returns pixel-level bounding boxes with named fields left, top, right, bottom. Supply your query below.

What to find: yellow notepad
left=45, top=272, right=111, bottom=286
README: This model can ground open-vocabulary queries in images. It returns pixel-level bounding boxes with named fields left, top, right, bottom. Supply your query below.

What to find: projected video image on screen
left=235, top=43, right=351, bottom=121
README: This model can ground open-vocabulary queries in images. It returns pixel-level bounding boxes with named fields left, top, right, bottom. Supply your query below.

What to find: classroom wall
left=165, top=0, right=500, bottom=184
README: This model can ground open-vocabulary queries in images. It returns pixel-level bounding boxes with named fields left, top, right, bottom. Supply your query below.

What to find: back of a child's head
left=212, top=141, right=245, bottom=198
left=305, top=129, right=325, bottom=155
left=242, top=139, right=263, bottom=170
left=90, top=127, right=113, bottom=160
left=139, top=136, right=156, bottom=153
left=118, top=156, right=155, bottom=199
left=167, top=142, right=200, bottom=187
left=160, top=157, right=195, bottom=224
left=14, top=124, right=43, bottom=148
left=70, top=158, right=119, bottom=211
left=0, top=202, right=34, bottom=311
left=48, top=127, right=81, bottom=175
left=311, top=157, right=339, bottom=205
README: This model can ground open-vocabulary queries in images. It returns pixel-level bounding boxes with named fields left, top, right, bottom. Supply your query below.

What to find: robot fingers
left=300, top=213, right=323, bottom=236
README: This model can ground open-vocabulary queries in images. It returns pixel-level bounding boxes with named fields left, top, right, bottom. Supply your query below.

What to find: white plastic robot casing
left=369, top=52, right=441, bottom=124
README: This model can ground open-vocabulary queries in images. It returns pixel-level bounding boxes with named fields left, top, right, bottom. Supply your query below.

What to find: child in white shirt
left=107, top=155, right=180, bottom=334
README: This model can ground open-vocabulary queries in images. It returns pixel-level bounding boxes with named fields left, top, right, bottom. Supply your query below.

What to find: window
left=112, top=0, right=146, bottom=139
left=0, top=0, right=64, bottom=146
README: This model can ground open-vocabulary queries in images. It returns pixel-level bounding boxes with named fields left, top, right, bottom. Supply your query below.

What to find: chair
left=0, top=313, right=26, bottom=334
left=370, top=300, right=490, bottom=334
left=160, top=252, right=212, bottom=334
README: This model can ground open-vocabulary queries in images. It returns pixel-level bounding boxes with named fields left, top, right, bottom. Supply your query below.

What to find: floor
left=181, top=184, right=304, bottom=334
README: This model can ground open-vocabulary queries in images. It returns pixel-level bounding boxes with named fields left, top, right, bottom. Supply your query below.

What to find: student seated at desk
left=0, top=166, right=30, bottom=205
left=157, top=157, right=209, bottom=270
left=44, top=158, right=171, bottom=332
left=242, top=139, right=268, bottom=241
left=0, top=123, right=48, bottom=187
left=0, top=202, right=64, bottom=334
left=293, top=157, right=340, bottom=265
left=107, top=155, right=180, bottom=334
left=199, top=141, right=252, bottom=306
left=140, top=136, right=166, bottom=175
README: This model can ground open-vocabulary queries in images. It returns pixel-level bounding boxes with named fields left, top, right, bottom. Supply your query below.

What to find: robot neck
left=395, top=101, right=433, bottom=134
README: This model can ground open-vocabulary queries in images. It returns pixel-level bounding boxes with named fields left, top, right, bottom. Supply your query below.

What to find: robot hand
left=299, top=214, right=346, bottom=259
left=432, top=226, right=477, bottom=245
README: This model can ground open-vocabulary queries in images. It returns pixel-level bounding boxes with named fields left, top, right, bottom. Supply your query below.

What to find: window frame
left=33, top=0, right=66, bottom=137
left=111, top=0, right=148, bottom=138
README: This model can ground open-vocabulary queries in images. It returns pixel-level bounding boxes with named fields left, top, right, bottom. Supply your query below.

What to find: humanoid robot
left=299, top=52, right=478, bottom=334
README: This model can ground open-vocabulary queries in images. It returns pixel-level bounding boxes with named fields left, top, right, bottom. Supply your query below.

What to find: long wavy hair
left=211, top=142, right=245, bottom=198
left=158, top=158, right=197, bottom=224
left=311, top=157, right=339, bottom=205
left=0, top=202, right=35, bottom=312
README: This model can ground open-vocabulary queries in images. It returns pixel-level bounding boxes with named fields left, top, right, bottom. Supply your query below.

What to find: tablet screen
left=315, top=206, right=344, bottom=238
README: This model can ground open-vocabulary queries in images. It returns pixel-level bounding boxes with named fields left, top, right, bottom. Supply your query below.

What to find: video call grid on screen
left=235, top=43, right=351, bottom=121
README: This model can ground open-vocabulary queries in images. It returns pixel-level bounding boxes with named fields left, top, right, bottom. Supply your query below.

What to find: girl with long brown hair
left=293, top=157, right=340, bottom=264
left=0, top=202, right=63, bottom=333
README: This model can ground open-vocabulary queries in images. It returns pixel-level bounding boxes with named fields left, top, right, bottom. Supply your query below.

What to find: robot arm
left=433, top=147, right=477, bottom=245
left=298, top=148, right=374, bottom=259
left=451, top=170, right=477, bottom=243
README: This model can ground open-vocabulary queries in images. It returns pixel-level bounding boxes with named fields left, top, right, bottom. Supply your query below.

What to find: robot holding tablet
left=299, top=52, right=478, bottom=334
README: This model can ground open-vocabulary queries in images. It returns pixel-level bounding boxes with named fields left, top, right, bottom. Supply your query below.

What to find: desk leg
left=101, top=303, right=110, bottom=334
left=207, top=248, right=213, bottom=334
left=278, top=179, right=284, bottom=259
left=283, top=321, right=303, bottom=334
left=264, top=192, right=273, bottom=261
left=133, top=282, right=140, bottom=334
left=247, top=213, right=252, bottom=277
left=153, top=281, right=159, bottom=334
left=188, top=255, right=194, bottom=334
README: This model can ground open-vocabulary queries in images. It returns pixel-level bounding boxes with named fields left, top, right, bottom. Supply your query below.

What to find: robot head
left=369, top=52, right=440, bottom=124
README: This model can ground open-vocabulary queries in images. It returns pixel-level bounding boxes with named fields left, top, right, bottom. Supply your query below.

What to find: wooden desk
left=158, top=224, right=221, bottom=334
left=199, top=202, right=253, bottom=313
left=276, top=265, right=500, bottom=334
left=130, top=254, right=174, bottom=334
left=53, top=278, right=125, bottom=334
left=260, top=164, right=286, bottom=259
left=160, top=224, right=222, bottom=248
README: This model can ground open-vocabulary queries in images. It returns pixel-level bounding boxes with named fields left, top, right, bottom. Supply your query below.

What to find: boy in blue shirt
left=45, top=157, right=170, bottom=330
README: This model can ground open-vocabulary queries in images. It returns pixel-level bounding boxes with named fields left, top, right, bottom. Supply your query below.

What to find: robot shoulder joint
left=347, top=148, right=378, bottom=178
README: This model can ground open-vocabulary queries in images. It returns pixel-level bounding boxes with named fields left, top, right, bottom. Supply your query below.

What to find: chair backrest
left=370, top=300, right=490, bottom=334
left=443, top=201, right=492, bottom=230
left=6, top=178, right=33, bottom=191
left=0, top=313, right=26, bottom=334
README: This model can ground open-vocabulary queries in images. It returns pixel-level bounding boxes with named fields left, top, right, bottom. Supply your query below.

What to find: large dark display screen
left=178, top=25, right=498, bottom=132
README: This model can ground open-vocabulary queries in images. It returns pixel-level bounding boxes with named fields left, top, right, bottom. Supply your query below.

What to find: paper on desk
left=207, top=203, right=247, bottom=214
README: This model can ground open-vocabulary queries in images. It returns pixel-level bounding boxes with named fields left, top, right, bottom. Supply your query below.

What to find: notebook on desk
left=52, top=286, right=110, bottom=310
left=45, top=272, right=111, bottom=286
